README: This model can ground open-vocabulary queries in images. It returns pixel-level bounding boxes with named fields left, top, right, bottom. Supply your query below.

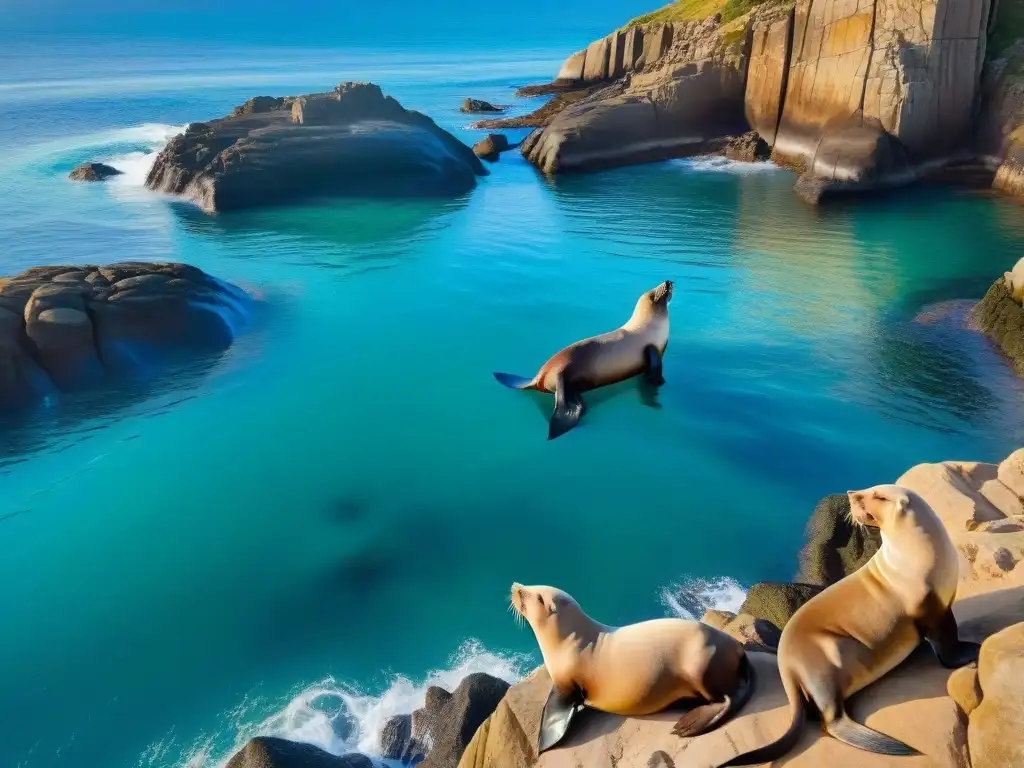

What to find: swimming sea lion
left=716, top=484, right=980, bottom=766
left=510, top=582, right=755, bottom=754
left=493, top=280, right=672, bottom=440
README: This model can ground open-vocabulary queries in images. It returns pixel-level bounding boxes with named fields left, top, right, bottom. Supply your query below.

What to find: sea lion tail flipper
left=643, top=344, right=665, bottom=386
left=713, top=669, right=805, bottom=767
left=538, top=684, right=585, bottom=754
left=548, top=381, right=585, bottom=440
left=672, top=654, right=757, bottom=738
left=826, top=714, right=919, bottom=756
left=493, top=372, right=535, bottom=390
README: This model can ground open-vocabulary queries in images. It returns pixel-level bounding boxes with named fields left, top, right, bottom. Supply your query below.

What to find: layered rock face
left=0, top=263, right=249, bottom=412
left=973, top=257, right=1024, bottom=374
left=521, top=17, right=752, bottom=174
left=146, top=82, right=486, bottom=213
left=459, top=448, right=1024, bottom=768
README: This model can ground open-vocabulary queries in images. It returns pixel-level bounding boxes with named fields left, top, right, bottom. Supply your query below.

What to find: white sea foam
left=162, top=640, right=529, bottom=768
left=677, top=156, right=781, bottom=175
left=659, top=575, right=747, bottom=620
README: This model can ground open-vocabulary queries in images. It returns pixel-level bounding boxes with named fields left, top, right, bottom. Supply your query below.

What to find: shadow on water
left=0, top=350, right=230, bottom=469
left=169, top=193, right=470, bottom=272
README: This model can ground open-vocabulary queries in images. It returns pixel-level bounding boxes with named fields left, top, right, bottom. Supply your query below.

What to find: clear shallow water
left=3, top=36, right=1024, bottom=768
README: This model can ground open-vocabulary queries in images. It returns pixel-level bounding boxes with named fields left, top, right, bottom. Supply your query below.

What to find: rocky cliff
left=520, top=0, right=1021, bottom=204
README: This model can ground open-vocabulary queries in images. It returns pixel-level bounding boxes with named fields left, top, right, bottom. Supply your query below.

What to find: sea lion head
left=646, top=280, right=674, bottom=309
left=847, top=484, right=913, bottom=528
left=510, top=582, right=588, bottom=640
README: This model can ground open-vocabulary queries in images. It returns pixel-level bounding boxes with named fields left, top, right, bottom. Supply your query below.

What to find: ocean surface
left=3, top=33, right=1024, bottom=768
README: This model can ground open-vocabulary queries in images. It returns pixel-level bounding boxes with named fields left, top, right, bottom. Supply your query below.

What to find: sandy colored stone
left=969, top=622, right=1024, bottom=768
left=583, top=36, right=611, bottom=82
left=745, top=11, right=793, bottom=145
left=556, top=50, right=586, bottom=83
left=947, top=665, right=982, bottom=716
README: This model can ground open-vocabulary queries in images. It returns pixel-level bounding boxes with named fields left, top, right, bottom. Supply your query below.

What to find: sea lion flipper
left=538, top=685, right=585, bottom=753
left=922, top=608, right=981, bottom=668
left=493, top=371, right=534, bottom=390
left=826, top=714, right=920, bottom=756
left=675, top=654, right=757, bottom=738
left=643, top=344, right=666, bottom=386
left=548, top=381, right=585, bottom=440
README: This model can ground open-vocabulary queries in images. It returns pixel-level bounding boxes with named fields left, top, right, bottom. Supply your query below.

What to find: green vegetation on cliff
left=624, top=0, right=770, bottom=28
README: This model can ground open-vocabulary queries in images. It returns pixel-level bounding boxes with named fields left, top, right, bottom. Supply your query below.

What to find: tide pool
left=1, top=37, right=1024, bottom=768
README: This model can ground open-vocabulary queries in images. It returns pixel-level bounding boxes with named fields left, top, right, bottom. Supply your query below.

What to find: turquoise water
left=3, top=35, right=1024, bottom=768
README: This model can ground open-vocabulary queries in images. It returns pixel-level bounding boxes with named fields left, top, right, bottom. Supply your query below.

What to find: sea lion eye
left=537, top=595, right=544, bottom=606
left=873, top=492, right=886, bottom=501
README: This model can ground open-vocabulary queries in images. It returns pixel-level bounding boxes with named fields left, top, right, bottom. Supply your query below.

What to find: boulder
left=472, top=134, right=512, bottom=162
left=460, top=98, right=503, bottom=114
left=700, top=607, right=783, bottom=652
left=735, top=582, right=825, bottom=635
left=973, top=273, right=1024, bottom=375
left=225, top=737, right=371, bottom=768
left=379, top=713, right=425, bottom=763
left=966, top=622, right=1024, bottom=768
left=0, top=262, right=250, bottom=412
left=723, top=131, right=771, bottom=162
left=68, top=162, right=123, bottom=182
left=414, top=672, right=510, bottom=768
left=145, top=82, right=485, bottom=213
left=797, top=493, right=881, bottom=586
left=232, top=96, right=293, bottom=116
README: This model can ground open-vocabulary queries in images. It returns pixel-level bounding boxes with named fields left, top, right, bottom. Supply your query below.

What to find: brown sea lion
left=716, top=484, right=980, bottom=766
left=510, top=582, right=755, bottom=754
left=493, top=280, right=672, bottom=439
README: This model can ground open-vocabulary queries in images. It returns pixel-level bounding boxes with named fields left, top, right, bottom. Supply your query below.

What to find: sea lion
left=716, top=484, right=980, bottom=767
left=493, top=280, right=672, bottom=440
left=510, top=582, right=755, bottom=754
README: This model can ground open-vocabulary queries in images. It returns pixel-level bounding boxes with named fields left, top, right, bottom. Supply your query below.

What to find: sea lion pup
left=716, top=485, right=981, bottom=767
left=493, top=280, right=672, bottom=440
left=510, top=582, right=755, bottom=753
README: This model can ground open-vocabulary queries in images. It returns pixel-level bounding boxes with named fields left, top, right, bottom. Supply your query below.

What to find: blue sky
left=0, top=0, right=662, bottom=45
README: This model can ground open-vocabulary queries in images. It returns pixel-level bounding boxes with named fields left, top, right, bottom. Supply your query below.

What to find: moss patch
left=624, top=0, right=780, bottom=30
left=973, top=278, right=1024, bottom=374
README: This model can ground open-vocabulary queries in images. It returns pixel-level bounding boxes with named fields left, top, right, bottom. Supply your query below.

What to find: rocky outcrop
left=723, top=131, right=772, bottom=161
left=470, top=86, right=603, bottom=130
left=225, top=737, right=371, bottom=768
left=417, top=673, right=510, bottom=768
left=145, top=82, right=486, bottom=213
left=973, top=260, right=1024, bottom=374
left=951, top=622, right=1024, bottom=768
left=473, top=134, right=512, bottom=162
left=461, top=98, right=503, bottom=113
left=797, top=492, right=881, bottom=585
left=521, top=17, right=752, bottom=174
left=0, top=263, right=249, bottom=412
left=68, top=162, right=123, bottom=182
left=460, top=447, right=1024, bottom=768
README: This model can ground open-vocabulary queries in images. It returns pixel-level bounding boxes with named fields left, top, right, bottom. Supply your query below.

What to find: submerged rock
left=472, top=134, right=511, bottom=162
left=226, top=737, right=371, bottom=768
left=0, top=262, right=249, bottom=412
left=146, top=82, right=486, bottom=213
left=68, top=162, right=123, bottom=182
left=460, top=98, right=503, bottom=113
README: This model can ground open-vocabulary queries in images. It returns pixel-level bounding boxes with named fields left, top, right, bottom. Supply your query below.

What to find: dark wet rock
left=460, top=98, right=503, bottom=114
left=472, top=134, right=512, bottom=162
left=973, top=274, right=1024, bottom=375
left=737, top=582, right=825, bottom=635
left=723, top=131, right=771, bottom=163
left=225, top=737, right=371, bottom=768
left=414, top=672, right=510, bottom=768
left=797, top=493, right=881, bottom=586
left=0, top=262, right=249, bottom=412
left=146, top=82, right=486, bottom=213
left=68, top=162, right=123, bottom=182
left=380, top=713, right=426, bottom=763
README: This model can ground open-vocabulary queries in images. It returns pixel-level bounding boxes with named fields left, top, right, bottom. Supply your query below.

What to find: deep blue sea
left=3, top=30, right=1024, bottom=768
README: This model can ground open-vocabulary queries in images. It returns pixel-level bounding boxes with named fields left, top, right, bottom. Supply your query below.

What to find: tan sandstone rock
left=967, top=622, right=1024, bottom=768
left=556, top=50, right=586, bottom=83
left=745, top=10, right=793, bottom=145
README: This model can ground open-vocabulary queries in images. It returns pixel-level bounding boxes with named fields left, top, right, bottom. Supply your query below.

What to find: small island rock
left=68, top=162, right=123, bottom=182
left=472, top=134, right=511, bottom=162
left=460, top=98, right=503, bottom=114
left=145, top=82, right=486, bottom=213
left=0, top=262, right=250, bottom=412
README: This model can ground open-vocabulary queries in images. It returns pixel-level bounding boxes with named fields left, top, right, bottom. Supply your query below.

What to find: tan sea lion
left=510, top=582, right=755, bottom=754
left=493, top=280, right=672, bottom=440
left=717, top=484, right=981, bottom=766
